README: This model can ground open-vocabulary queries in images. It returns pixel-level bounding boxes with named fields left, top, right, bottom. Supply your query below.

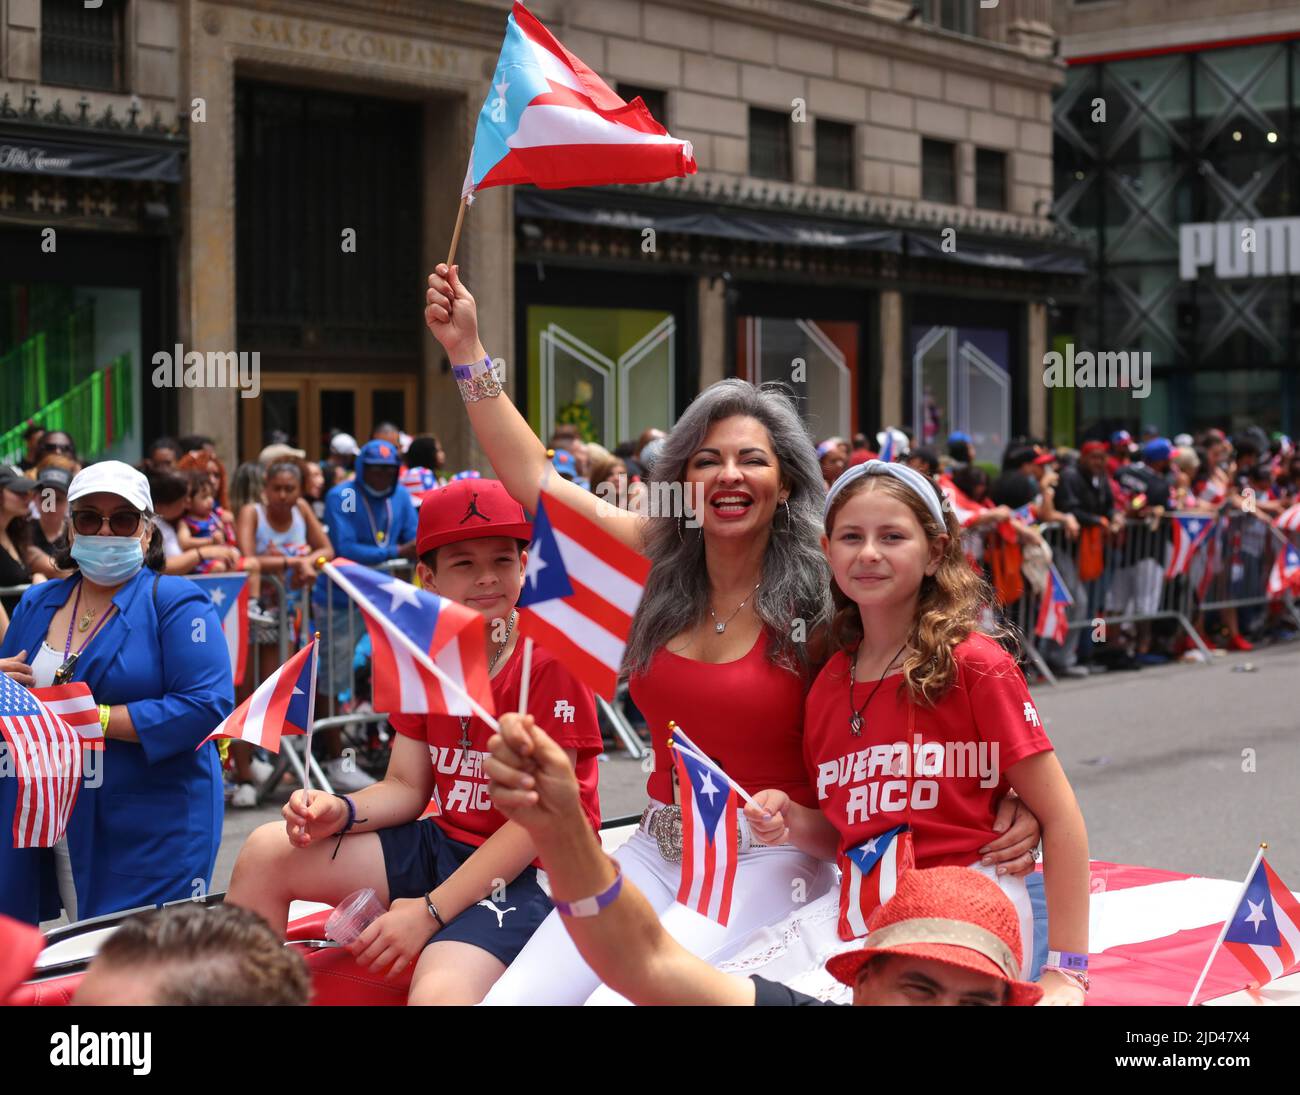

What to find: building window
left=815, top=120, right=855, bottom=189
left=975, top=148, right=1007, bottom=210
left=921, top=138, right=957, bottom=204
left=750, top=108, right=792, bottom=181
left=617, top=84, right=668, bottom=127
left=924, top=0, right=975, bottom=36
left=41, top=0, right=126, bottom=92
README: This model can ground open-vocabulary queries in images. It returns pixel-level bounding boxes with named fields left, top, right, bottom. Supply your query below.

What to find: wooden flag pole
left=446, top=197, right=470, bottom=269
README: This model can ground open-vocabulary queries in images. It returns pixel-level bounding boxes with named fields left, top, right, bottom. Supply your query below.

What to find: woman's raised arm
left=424, top=263, right=646, bottom=554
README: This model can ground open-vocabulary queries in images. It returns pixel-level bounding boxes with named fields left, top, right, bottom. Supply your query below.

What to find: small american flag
left=838, top=824, right=915, bottom=940
left=0, top=676, right=87, bottom=848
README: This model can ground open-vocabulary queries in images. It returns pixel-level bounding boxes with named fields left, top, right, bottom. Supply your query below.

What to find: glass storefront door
left=526, top=306, right=676, bottom=447
left=911, top=325, right=1011, bottom=463
left=241, top=373, right=418, bottom=462
left=736, top=316, right=859, bottom=441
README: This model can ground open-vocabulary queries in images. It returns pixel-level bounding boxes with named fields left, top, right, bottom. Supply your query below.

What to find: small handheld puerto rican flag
left=1275, top=503, right=1300, bottom=532
left=1012, top=503, right=1036, bottom=524
left=324, top=560, right=491, bottom=718
left=1189, top=848, right=1300, bottom=1004
left=516, top=485, right=650, bottom=699
left=838, top=824, right=915, bottom=940
left=1035, top=562, right=1073, bottom=645
left=671, top=732, right=740, bottom=926
left=1166, top=514, right=1215, bottom=578
left=1267, top=542, right=1300, bottom=599
left=188, top=573, right=251, bottom=686
left=201, top=639, right=317, bottom=754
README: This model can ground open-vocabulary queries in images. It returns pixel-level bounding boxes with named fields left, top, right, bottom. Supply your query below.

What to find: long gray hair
left=622, top=378, right=832, bottom=678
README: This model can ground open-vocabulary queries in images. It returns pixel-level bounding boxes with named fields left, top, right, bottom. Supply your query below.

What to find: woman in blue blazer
left=0, top=461, right=233, bottom=924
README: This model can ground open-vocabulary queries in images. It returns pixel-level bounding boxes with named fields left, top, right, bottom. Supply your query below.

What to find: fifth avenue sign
left=1179, top=216, right=1300, bottom=280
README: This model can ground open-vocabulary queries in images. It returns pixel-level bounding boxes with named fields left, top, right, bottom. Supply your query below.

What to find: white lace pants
left=481, top=823, right=837, bottom=1006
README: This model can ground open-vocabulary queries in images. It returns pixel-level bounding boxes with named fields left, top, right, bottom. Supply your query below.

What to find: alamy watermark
left=1042, top=343, right=1151, bottom=400
left=151, top=344, right=261, bottom=399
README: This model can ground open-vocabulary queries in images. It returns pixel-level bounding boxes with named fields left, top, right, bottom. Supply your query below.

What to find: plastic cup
left=325, top=888, right=387, bottom=946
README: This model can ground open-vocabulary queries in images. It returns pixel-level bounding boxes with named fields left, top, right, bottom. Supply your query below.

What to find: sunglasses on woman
left=41, top=442, right=74, bottom=454
left=71, top=508, right=145, bottom=536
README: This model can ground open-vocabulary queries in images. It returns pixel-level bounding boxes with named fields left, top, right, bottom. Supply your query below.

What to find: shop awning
left=516, top=188, right=904, bottom=253
left=904, top=231, right=1088, bottom=275
left=0, top=124, right=183, bottom=183
left=517, top=188, right=1087, bottom=274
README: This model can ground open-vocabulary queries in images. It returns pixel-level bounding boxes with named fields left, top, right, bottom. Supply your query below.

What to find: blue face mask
left=360, top=469, right=396, bottom=498
left=71, top=535, right=145, bottom=585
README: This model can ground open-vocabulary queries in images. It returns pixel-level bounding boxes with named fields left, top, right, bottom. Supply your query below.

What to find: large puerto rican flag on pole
left=515, top=483, right=650, bottom=698
left=324, top=560, right=492, bottom=718
left=201, top=640, right=317, bottom=753
left=189, top=573, right=251, bottom=686
left=462, top=2, right=696, bottom=200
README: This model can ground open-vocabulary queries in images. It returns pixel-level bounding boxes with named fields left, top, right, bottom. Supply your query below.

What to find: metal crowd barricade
left=249, top=572, right=332, bottom=796
left=295, top=557, right=417, bottom=793
left=1001, top=507, right=1300, bottom=683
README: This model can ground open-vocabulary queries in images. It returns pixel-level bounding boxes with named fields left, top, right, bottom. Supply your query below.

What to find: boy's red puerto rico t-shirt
left=803, top=632, right=1052, bottom=868
left=389, top=641, right=602, bottom=848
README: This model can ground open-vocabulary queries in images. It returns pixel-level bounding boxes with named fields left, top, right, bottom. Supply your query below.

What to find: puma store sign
left=1179, top=216, right=1300, bottom=280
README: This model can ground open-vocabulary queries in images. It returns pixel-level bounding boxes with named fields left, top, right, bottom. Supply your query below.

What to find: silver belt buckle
left=643, top=804, right=684, bottom=863
left=643, top=804, right=750, bottom=862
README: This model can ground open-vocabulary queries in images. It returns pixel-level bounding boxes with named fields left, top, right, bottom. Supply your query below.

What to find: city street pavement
left=213, top=640, right=1300, bottom=893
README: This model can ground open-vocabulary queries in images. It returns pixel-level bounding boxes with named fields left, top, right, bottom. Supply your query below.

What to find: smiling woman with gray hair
left=424, top=265, right=1044, bottom=1005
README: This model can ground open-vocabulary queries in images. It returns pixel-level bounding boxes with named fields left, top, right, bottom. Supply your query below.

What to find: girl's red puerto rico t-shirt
left=802, top=632, right=1052, bottom=868
left=389, top=641, right=603, bottom=848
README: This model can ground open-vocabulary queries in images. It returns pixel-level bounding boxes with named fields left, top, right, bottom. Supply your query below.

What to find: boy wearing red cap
left=228, top=479, right=602, bottom=1004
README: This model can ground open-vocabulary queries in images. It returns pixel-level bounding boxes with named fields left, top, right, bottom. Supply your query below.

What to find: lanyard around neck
left=361, top=493, right=392, bottom=545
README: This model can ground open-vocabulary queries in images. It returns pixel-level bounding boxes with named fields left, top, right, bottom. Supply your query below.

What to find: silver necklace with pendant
left=848, top=640, right=908, bottom=736
left=458, top=610, right=516, bottom=750
left=709, top=581, right=761, bottom=634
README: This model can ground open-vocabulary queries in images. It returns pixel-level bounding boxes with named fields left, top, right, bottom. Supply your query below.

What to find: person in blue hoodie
left=0, top=461, right=233, bottom=925
left=311, top=438, right=417, bottom=791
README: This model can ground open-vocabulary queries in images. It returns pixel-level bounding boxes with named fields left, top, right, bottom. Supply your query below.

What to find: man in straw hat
left=485, top=711, right=1045, bottom=1006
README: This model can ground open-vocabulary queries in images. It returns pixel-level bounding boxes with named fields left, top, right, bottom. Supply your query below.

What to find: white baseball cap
left=67, top=460, right=153, bottom=513
left=259, top=442, right=307, bottom=464
left=330, top=433, right=360, bottom=456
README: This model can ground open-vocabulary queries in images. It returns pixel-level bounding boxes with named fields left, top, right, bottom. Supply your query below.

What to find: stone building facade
left=3, top=0, right=1077, bottom=471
